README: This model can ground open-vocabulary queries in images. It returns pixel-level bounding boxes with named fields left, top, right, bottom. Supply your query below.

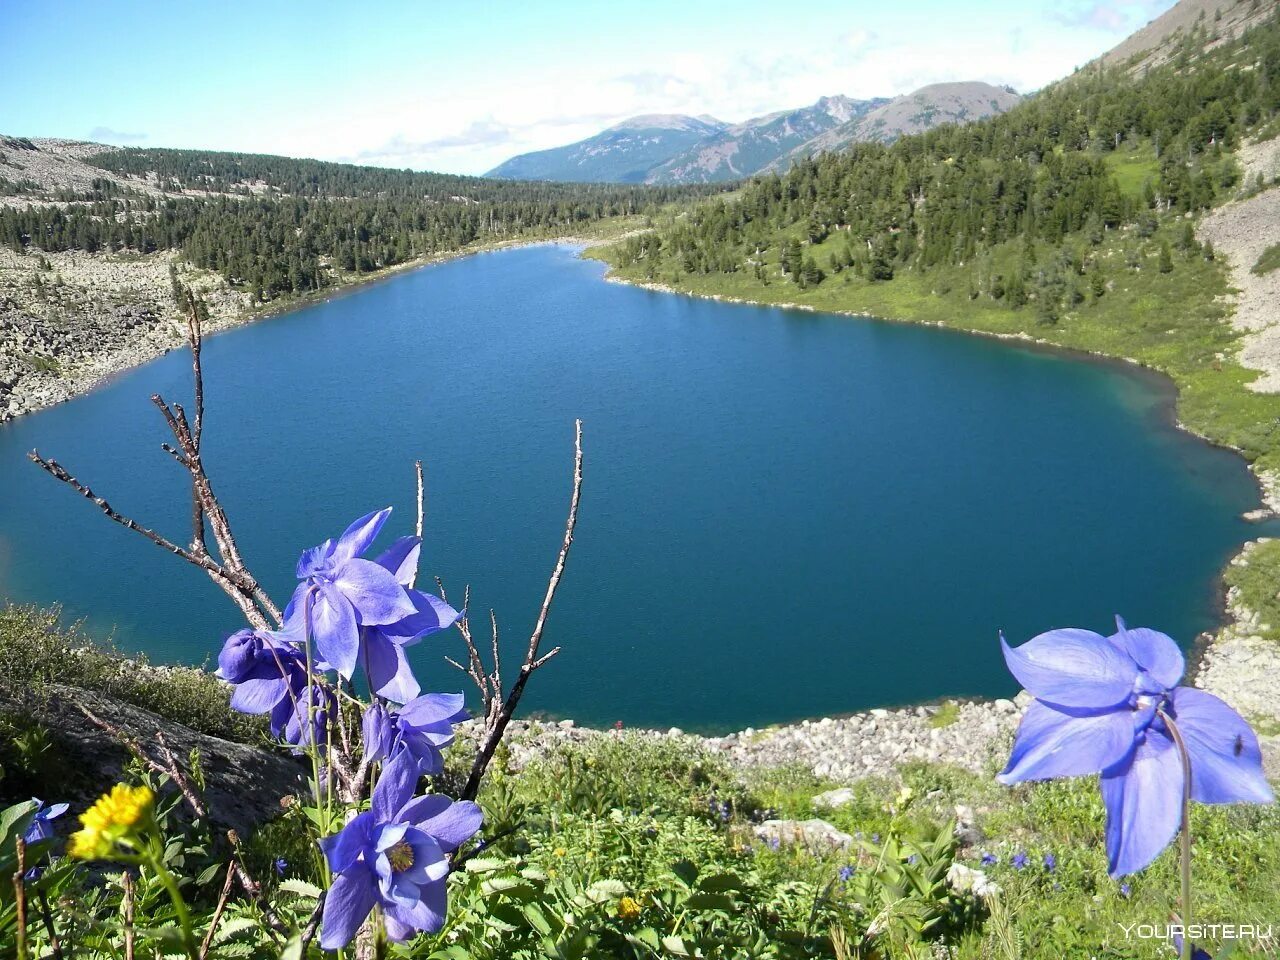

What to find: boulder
left=811, top=787, right=858, bottom=810
left=753, top=818, right=853, bottom=852
left=29, top=684, right=305, bottom=834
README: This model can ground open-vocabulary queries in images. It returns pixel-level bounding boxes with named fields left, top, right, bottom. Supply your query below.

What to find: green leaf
left=695, top=872, right=743, bottom=893
left=683, top=891, right=734, bottom=912
left=0, top=800, right=37, bottom=851
left=662, top=935, right=693, bottom=957
left=522, top=902, right=553, bottom=936
left=278, top=878, right=323, bottom=899
left=463, top=856, right=506, bottom=873
left=213, top=917, right=260, bottom=943
left=586, top=878, right=628, bottom=900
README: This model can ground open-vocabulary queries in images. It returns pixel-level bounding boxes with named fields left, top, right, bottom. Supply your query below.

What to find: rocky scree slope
left=1097, top=0, right=1275, bottom=75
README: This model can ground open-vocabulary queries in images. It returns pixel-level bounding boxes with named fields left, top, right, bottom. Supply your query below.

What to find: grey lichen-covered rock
left=37, top=684, right=304, bottom=834
left=753, top=818, right=854, bottom=853
left=811, top=787, right=858, bottom=810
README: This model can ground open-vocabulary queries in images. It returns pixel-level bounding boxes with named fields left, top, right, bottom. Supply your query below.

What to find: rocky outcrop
left=753, top=819, right=854, bottom=852
left=0, top=247, right=249, bottom=422
left=31, top=684, right=304, bottom=834
left=1198, top=184, right=1280, bottom=393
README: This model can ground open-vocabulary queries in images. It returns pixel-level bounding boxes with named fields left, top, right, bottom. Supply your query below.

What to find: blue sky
left=0, top=0, right=1177, bottom=175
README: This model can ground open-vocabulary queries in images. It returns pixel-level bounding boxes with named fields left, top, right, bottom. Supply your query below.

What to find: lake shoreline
left=5, top=242, right=1275, bottom=736
left=597, top=268, right=1280, bottom=730
left=0, top=235, right=603, bottom=428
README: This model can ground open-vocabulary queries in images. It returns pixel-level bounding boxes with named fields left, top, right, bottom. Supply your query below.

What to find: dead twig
left=37, top=891, right=64, bottom=960
left=29, top=289, right=280, bottom=630
left=457, top=419, right=583, bottom=801
left=299, top=891, right=328, bottom=954
left=197, top=862, right=236, bottom=960
left=122, top=872, right=136, bottom=960
left=411, top=459, right=425, bottom=588
left=13, top=839, right=28, bottom=960
left=75, top=704, right=209, bottom=822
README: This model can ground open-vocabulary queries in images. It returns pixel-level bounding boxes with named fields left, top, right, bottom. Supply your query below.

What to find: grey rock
left=34, top=684, right=305, bottom=834
left=812, top=787, right=858, bottom=810
left=753, top=819, right=853, bottom=852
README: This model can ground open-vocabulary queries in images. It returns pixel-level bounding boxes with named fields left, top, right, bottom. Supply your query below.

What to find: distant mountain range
left=486, top=82, right=1021, bottom=184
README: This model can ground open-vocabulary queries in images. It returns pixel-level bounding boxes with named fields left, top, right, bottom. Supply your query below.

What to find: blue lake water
left=0, top=244, right=1268, bottom=732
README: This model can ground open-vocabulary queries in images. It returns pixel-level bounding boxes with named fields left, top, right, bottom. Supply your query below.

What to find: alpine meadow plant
left=213, top=507, right=479, bottom=949
left=10, top=301, right=588, bottom=958
left=998, top=617, right=1274, bottom=959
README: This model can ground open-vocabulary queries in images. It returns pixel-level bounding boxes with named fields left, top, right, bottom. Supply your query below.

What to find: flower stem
left=1159, top=708, right=1193, bottom=960
left=144, top=845, right=197, bottom=960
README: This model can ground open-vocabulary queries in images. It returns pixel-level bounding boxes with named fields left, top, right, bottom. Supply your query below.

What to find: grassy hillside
left=594, top=13, right=1280, bottom=477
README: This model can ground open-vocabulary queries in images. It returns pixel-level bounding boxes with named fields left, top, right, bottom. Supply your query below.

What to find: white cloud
left=238, top=5, right=1164, bottom=175
left=89, top=126, right=147, bottom=144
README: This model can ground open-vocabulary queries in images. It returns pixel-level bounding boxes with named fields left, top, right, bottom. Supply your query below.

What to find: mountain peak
left=604, top=114, right=724, bottom=134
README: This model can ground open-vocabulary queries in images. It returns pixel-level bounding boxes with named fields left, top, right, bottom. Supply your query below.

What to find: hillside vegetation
left=598, top=11, right=1280, bottom=474
left=0, top=140, right=717, bottom=303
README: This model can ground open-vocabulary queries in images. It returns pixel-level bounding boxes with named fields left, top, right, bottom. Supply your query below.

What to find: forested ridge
left=0, top=147, right=720, bottom=302
left=608, top=10, right=1280, bottom=317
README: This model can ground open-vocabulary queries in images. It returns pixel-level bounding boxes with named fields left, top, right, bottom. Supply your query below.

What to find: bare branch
left=460, top=419, right=583, bottom=801
left=411, top=460, right=425, bottom=586
left=197, top=863, right=236, bottom=960
left=29, top=451, right=270, bottom=628
left=122, top=872, right=136, bottom=960
left=299, top=892, right=328, bottom=954
left=29, top=288, right=282, bottom=629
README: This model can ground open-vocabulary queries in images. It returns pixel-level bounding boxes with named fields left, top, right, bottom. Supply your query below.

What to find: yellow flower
left=617, top=896, right=642, bottom=921
left=69, top=784, right=154, bottom=860
left=554, top=847, right=567, bottom=857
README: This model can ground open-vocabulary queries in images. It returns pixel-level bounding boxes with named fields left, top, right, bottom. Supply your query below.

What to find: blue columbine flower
left=22, top=799, right=68, bottom=879
left=23, top=798, right=68, bottom=844
left=1119, top=882, right=1131, bottom=898
left=838, top=865, right=855, bottom=883
left=318, top=751, right=482, bottom=948
left=358, top=536, right=460, bottom=703
left=998, top=618, right=1273, bottom=876
left=362, top=694, right=469, bottom=775
left=1043, top=853, right=1056, bottom=872
left=981, top=852, right=998, bottom=866
left=284, top=509, right=417, bottom=680
left=274, top=858, right=288, bottom=876
left=1012, top=852, right=1028, bottom=870
left=216, top=626, right=312, bottom=738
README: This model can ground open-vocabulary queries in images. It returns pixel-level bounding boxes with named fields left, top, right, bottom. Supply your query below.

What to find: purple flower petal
left=229, top=675, right=289, bottom=714
left=319, top=812, right=375, bottom=874
left=1171, top=687, right=1274, bottom=805
left=406, top=798, right=483, bottom=853
left=399, top=692, right=467, bottom=728
left=381, top=590, right=462, bottom=644
left=1001, top=629, right=1136, bottom=709
left=384, top=881, right=448, bottom=939
left=362, top=703, right=395, bottom=764
left=334, top=558, right=416, bottom=626
left=312, top=582, right=360, bottom=678
left=332, top=508, right=393, bottom=566
left=319, top=864, right=379, bottom=950
left=296, top=539, right=336, bottom=578
left=365, top=630, right=421, bottom=704
left=1100, top=733, right=1184, bottom=876
left=1109, top=617, right=1184, bottom=690
left=998, top=700, right=1135, bottom=784
left=371, top=750, right=420, bottom=822
left=375, top=536, right=422, bottom=587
